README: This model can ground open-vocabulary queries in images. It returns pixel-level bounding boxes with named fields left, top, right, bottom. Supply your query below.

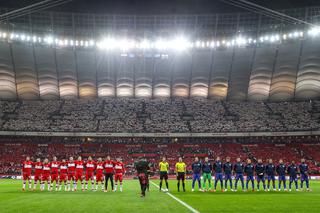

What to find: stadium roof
left=1, top=0, right=320, bottom=14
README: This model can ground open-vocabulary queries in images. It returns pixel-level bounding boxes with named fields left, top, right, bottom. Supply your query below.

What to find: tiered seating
left=1, top=137, right=319, bottom=175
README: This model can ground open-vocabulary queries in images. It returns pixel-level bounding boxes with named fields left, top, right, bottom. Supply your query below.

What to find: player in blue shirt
left=223, top=157, right=233, bottom=191
left=276, top=159, right=287, bottom=191
left=244, top=159, right=255, bottom=191
left=299, top=159, right=310, bottom=191
left=287, top=160, right=299, bottom=191
left=191, top=157, right=202, bottom=192
left=255, top=159, right=266, bottom=191
left=265, top=159, right=276, bottom=191
left=233, top=158, right=245, bottom=192
left=213, top=157, right=224, bottom=192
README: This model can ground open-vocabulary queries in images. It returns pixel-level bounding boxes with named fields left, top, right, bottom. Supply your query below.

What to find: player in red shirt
left=50, top=156, right=60, bottom=191
left=67, top=157, right=76, bottom=191
left=41, top=158, right=51, bottom=191
left=75, top=156, right=85, bottom=191
left=33, top=158, right=42, bottom=191
left=85, top=156, right=95, bottom=191
left=114, top=157, right=125, bottom=192
left=59, top=159, right=68, bottom=191
left=104, top=155, right=115, bottom=192
left=21, top=156, right=33, bottom=191
left=95, top=157, right=105, bottom=191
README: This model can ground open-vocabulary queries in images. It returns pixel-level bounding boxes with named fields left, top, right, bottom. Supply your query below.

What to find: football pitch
left=1, top=179, right=320, bottom=213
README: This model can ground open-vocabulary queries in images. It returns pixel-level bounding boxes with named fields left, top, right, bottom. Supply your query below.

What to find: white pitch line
left=150, top=181, right=200, bottom=213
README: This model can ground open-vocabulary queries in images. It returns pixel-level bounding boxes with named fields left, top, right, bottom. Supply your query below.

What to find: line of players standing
left=189, top=156, right=310, bottom=192
left=158, top=156, right=311, bottom=192
left=21, top=155, right=125, bottom=192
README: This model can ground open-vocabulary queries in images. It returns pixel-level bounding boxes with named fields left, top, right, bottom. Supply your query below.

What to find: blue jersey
left=192, top=162, right=202, bottom=174
left=265, top=163, right=276, bottom=176
left=202, top=162, right=212, bottom=173
left=299, top=163, right=308, bottom=175
left=255, top=163, right=265, bottom=175
left=276, top=164, right=286, bottom=176
left=244, top=164, right=254, bottom=176
left=287, top=164, right=298, bottom=177
left=223, top=162, right=233, bottom=175
left=213, top=161, right=223, bottom=173
left=233, top=162, right=244, bottom=174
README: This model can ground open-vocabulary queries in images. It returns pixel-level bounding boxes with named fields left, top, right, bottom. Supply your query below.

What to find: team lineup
left=21, top=155, right=311, bottom=197
left=22, top=156, right=125, bottom=192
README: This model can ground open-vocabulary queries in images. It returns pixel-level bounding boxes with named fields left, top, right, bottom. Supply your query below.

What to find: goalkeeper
left=202, top=157, right=213, bottom=191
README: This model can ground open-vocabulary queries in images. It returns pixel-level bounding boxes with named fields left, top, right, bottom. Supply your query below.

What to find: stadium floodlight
left=75, top=40, right=79, bottom=46
left=170, top=36, right=191, bottom=51
left=118, top=39, right=135, bottom=51
left=70, top=40, right=74, bottom=46
left=44, top=36, right=54, bottom=45
left=97, top=37, right=116, bottom=50
left=154, top=39, right=169, bottom=50
left=32, top=36, right=37, bottom=42
left=236, top=36, right=246, bottom=46
left=139, top=39, right=151, bottom=50
left=195, top=40, right=201, bottom=48
left=89, top=40, right=95, bottom=46
left=26, top=36, right=30, bottom=41
left=20, top=34, right=26, bottom=41
left=308, top=27, right=320, bottom=36
left=210, top=41, right=215, bottom=48
left=283, top=34, right=287, bottom=40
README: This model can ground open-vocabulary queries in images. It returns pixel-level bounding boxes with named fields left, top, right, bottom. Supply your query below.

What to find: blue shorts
left=235, top=174, right=244, bottom=181
left=278, top=175, right=286, bottom=181
left=257, top=175, right=265, bottom=182
left=247, top=175, right=254, bottom=181
left=301, top=174, right=309, bottom=181
left=289, top=176, right=297, bottom=182
left=215, top=173, right=223, bottom=181
left=224, top=174, right=232, bottom=180
left=193, top=173, right=201, bottom=181
left=267, top=175, right=275, bottom=181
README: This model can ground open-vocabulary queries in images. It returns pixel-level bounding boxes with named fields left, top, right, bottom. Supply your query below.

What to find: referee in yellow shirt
left=159, top=157, right=169, bottom=191
left=175, top=157, right=186, bottom=192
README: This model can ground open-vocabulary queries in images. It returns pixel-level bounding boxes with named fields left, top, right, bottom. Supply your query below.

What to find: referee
left=159, top=157, right=169, bottom=191
left=175, top=157, right=186, bottom=192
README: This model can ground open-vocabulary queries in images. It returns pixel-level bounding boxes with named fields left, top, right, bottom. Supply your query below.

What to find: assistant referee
left=175, top=157, right=186, bottom=192
left=159, top=157, right=169, bottom=191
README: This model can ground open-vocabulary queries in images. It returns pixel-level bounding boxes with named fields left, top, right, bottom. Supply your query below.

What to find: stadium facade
left=0, top=7, right=320, bottom=101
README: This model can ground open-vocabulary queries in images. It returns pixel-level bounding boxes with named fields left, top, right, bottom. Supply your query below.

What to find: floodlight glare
left=171, top=36, right=191, bottom=51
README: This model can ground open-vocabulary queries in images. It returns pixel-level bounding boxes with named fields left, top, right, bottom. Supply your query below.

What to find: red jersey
left=96, top=162, right=104, bottom=175
left=22, top=161, right=33, bottom=174
left=60, top=163, right=68, bottom=174
left=33, top=162, right=42, bottom=175
left=75, top=160, right=84, bottom=174
left=67, top=161, right=76, bottom=174
left=50, top=161, right=60, bottom=174
left=42, top=163, right=51, bottom=175
left=114, top=162, right=125, bottom=174
left=85, top=160, right=95, bottom=174
left=104, top=160, right=114, bottom=173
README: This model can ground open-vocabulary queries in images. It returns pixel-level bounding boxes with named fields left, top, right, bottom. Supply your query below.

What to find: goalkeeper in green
left=202, top=157, right=212, bottom=191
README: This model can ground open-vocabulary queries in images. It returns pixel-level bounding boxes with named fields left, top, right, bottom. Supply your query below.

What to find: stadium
left=0, top=0, right=320, bottom=212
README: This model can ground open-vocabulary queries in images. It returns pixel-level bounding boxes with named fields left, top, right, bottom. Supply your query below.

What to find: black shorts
left=177, top=172, right=185, bottom=181
left=160, top=172, right=168, bottom=180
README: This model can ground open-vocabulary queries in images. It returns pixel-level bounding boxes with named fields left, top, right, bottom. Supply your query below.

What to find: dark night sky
left=0, top=0, right=319, bottom=14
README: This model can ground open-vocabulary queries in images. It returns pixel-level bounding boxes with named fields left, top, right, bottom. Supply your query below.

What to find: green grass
left=1, top=179, right=320, bottom=213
